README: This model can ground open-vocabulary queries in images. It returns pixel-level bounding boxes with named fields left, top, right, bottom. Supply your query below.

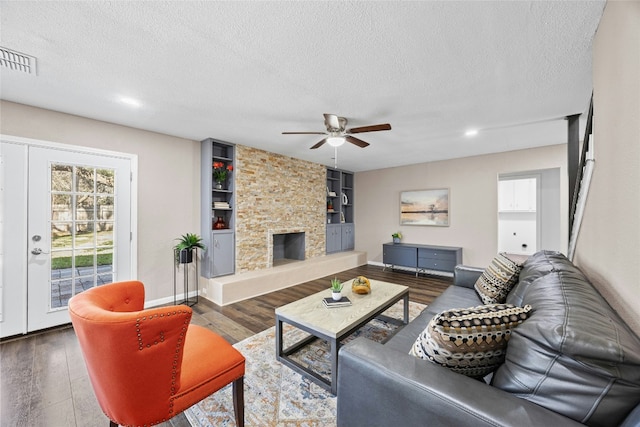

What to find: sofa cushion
left=474, top=253, right=523, bottom=304
left=506, top=250, right=559, bottom=306
left=386, top=285, right=481, bottom=354
left=493, top=253, right=640, bottom=427
left=409, top=303, right=532, bottom=378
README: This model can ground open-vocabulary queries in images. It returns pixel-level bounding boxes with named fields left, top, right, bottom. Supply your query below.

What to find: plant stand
left=173, top=249, right=199, bottom=306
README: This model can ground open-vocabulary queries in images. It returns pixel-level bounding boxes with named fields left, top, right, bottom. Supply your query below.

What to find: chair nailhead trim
left=131, top=309, right=191, bottom=420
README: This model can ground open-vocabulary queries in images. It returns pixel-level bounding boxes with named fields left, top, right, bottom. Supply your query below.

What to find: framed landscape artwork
left=400, top=188, right=450, bottom=226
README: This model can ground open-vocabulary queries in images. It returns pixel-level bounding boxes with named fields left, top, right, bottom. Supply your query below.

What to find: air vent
left=0, top=47, right=37, bottom=75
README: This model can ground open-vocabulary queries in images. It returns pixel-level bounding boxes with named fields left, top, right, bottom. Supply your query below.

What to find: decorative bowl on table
left=352, top=276, right=371, bottom=294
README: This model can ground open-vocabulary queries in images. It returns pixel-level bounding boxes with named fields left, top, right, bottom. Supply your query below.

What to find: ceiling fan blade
left=346, top=135, right=370, bottom=148
left=348, top=123, right=392, bottom=134
left=323, top=113, right=341, bottom=130
left=282, top=131, right=327, bottom=135
left=310, top=138, right=327, bottom=149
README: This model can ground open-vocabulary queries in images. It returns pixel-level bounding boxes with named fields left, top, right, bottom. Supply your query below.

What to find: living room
left=1, top=1, right=639, bottom=426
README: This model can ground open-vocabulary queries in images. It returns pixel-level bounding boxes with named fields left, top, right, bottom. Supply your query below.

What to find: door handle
left=31, top=248, right=49, bottom=255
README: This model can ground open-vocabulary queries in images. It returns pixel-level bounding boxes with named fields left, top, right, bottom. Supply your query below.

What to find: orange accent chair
left=69, top=280, right=245, bottom=427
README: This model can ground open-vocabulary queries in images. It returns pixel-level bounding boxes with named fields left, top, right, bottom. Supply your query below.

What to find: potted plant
left=173, top=233, right=206, bottom=264
left=212, top=161, right=233, bottom=189
left=330, top=277, right=344, bottom=301
left=392, top=232, right=402, bottom=244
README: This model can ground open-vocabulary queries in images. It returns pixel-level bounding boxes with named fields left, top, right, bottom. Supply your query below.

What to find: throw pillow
left=475, top=253, right=523, bottom=304
left=409, top=303, right=532, bottom=378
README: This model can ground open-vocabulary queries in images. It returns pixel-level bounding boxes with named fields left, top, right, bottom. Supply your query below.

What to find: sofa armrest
left=453, top=264, right=484, bottom=289
left=337, top=338, right=584, bottom=427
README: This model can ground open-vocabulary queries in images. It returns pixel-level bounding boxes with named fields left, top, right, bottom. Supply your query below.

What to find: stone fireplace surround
left=233, top=145, right=326, bottom=273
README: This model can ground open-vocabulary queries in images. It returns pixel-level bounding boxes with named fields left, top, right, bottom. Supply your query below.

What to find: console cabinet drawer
left=417, top=258, right=457, bottom=272
left=418, top=249, right=458, bottom=262
left=417, top=247, right=462, bottom=273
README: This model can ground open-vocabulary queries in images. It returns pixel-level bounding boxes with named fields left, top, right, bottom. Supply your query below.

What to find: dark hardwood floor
left=0, top=264, right=451, bottom=427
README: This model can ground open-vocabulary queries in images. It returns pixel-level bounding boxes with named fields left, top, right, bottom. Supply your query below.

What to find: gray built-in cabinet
left=200, top=138, right=235, bottom=278
left=326, top=168, right=355, bottom=253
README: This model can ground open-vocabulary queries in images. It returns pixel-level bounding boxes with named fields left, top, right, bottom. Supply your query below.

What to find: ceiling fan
left=282, top=114, right=391, bottom=149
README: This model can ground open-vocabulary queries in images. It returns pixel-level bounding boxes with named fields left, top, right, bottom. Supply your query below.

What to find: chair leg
left=109, top=421, right=118, bottom=427
left=232, top=376, right=244, bottom=427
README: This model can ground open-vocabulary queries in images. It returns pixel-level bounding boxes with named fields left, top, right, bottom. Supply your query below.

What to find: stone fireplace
left=234, top=145, right=326, bottom=273
left=270, top=230, right=305, bottom=267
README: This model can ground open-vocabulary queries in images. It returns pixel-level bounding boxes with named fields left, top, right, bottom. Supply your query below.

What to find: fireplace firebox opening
left=272, top=232, right=305, bottom=267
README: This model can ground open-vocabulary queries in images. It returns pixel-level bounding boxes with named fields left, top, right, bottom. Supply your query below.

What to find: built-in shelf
left=326, top=168, right=355, bottom=253
left=201, top=138, right=235, bottom=278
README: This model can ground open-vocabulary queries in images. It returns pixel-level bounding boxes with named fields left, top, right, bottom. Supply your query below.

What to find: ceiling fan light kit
left=282, top=113, right=392, bottom=150
left=327, top=136, right=345, bottom=147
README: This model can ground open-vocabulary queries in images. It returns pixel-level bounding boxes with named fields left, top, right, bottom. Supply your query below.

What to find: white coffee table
left=275, top=279, right=409, bottom=394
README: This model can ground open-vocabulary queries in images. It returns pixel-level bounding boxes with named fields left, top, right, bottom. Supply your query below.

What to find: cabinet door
left=341, top=224, right=354, bottom=251
left=499, top=178, right=537, bottom=212
left=498, top=180, right=514, bottom=211
left=513, top=178, right=536, bottom=211
left=212, top=231, right=234, bottom=276
left=326, top=224, right=342, bottom=253
left=383, top=244, right=417, bottom=268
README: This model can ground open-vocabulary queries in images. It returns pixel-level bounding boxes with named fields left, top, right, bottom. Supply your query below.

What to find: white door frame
left=0, top=134, right=138, bottom=337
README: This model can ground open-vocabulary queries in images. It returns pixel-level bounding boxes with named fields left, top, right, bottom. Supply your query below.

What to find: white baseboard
left=145, top=291, right=199, bottom=308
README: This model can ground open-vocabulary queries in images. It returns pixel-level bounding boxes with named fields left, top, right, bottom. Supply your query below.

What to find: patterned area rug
left=184, top=300, right=426, bottom=427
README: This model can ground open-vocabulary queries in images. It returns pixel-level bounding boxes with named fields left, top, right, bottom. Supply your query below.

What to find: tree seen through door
left=50, top=164, right=115, bottom=308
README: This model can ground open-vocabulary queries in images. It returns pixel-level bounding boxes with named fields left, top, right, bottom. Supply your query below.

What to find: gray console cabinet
left=383, top=243, right=462, bottom=276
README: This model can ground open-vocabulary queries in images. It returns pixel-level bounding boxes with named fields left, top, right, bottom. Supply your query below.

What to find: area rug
left=184, top=300, right=426, bottom=427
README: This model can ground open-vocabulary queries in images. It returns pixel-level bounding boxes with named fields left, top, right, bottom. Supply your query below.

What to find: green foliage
left=51, top=253, right=113, bottom=270
left=173, top=233, right=206, bottom=252
left=330, top=277, right=343, bottom=292
left=173, top=233, right=206, bottom=263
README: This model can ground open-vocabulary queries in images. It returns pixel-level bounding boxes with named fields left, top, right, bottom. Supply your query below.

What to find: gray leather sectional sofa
left=337, top=250, right=640, bottom=427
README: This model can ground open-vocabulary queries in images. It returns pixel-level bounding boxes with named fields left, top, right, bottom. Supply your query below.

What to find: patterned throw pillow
left=409, top=304, right=532, bottom=378
left=474, top=253, right=523, bottom=304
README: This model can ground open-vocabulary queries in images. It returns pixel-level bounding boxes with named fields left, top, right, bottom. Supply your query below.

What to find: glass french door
left=0, top=141, right=133, bottom=337
left=27, top=146, right=132, bottom=331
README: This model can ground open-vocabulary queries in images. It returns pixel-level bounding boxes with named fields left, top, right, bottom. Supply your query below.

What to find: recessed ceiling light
left=465, top=129, right=479, bottom=137
left=119, top=96, right=141, bottom=108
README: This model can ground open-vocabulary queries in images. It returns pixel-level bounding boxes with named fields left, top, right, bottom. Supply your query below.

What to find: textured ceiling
left=0, top=1, right=605, bottom=172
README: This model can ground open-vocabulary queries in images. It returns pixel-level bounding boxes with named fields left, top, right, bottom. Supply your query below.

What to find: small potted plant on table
left=330, top=277, right=344, bottom=301
left=392, top=232, right=402, bottom=244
